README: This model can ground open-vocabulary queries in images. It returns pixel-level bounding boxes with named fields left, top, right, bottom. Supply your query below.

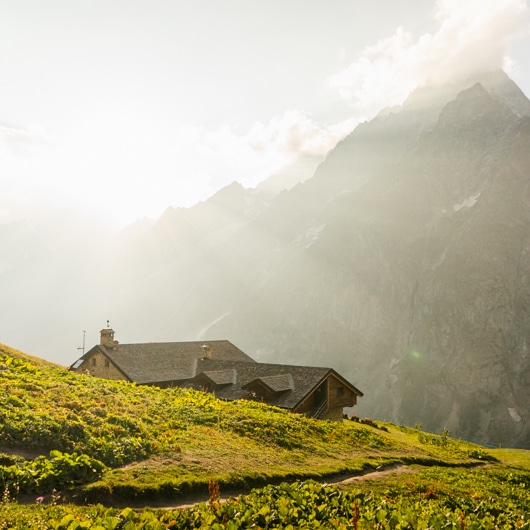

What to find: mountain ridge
left=1, top=70, right=529, bottom=448
left=177, top=70, right=530, bottom=447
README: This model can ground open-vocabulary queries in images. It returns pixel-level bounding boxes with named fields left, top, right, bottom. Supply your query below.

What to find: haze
left=1, top=0, right=529, bottom=234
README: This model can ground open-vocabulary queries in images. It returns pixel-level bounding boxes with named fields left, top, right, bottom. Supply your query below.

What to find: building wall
left=74, top=350, right=127, bottom=381
left=295, top=395, right=348, bottom=421
left=293, top=375, right=358, bottom=420
left=327, top=374, right=357, bottom=409
left=244, top=382, right=276, bottom=402
left=323, top=407, right=346, bottom=421
left=294, top=389, right=319, bottom=414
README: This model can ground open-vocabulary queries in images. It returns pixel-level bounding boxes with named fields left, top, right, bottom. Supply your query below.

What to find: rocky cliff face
left=124, top=70, right=529, bottom=448
left=381, top=83, right=530, bottom=446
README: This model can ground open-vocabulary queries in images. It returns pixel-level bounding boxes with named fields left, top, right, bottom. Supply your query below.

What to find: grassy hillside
left=0, top=342, right=529, bottom=528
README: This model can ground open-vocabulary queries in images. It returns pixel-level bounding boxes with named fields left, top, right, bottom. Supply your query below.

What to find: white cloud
left=427, top=0, right=529, bottom=82
left=246, top=111, right=357, bottom=159
left=328, top=27, right=420, bottom=116
left=0, top=124, right=57, bottom=222
left=329, top=0, right=530, bottom=115
left=0, top=123, right=53, bottom=156
left=171, top=111, right=356, bottom=194
left=0, top=111, right=356, bottom=229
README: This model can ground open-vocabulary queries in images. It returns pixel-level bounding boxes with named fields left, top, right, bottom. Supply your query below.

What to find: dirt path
left=0, top=446, right=48, bottom=460
left=328, top=463, right=416, bottom=485
left=155, top=464, right=417, bottom=510
left=2, top=443, right=418, bottom=510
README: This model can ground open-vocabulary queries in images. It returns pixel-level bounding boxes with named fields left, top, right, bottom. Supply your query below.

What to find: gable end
left=70, top=346, right=130, bottom=381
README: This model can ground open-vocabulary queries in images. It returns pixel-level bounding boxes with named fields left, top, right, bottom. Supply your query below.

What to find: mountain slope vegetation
left=1, top=343, right=529, bottom=528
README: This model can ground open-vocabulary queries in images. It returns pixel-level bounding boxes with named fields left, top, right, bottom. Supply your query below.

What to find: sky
left=1, top=0, right=529, bottom=233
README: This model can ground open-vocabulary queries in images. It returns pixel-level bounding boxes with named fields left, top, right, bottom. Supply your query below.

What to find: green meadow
left=0, top=343, right=528, bottom=528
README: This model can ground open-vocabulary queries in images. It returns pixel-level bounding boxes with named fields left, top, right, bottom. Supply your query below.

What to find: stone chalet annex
left=70, top=327, right=363, bottom=421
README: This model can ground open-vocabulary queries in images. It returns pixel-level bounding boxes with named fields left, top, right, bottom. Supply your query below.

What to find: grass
left=0, top=342, right=528, bottom=528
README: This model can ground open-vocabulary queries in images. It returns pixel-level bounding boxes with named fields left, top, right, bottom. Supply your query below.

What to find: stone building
left=70, top=327, right=363, bottom=421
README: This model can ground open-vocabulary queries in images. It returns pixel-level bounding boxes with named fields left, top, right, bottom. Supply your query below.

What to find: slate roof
left=191, top=368, right=237, bottom=386
left=183, top=358, right=363, bottom=410
left=243, top=373, right=295, bottom=393
left=75, top=340, right=255, bottom=385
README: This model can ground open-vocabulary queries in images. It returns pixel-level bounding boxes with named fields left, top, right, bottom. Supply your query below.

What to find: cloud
left=0, top=124, right=57, bottom=223
left=0, top=123, right=115, bottom=240
left=0, top=95, right=352, bottom=229
left=328, top=27, right=420, bottom=116
left=427, top=0, right=529, bottom=82
left=0, top=110, right=356, bottom=229
left=173, top=111, right=357, bottom=193
left=329, top=0, right=530, bottom=114
left=0, top=124, right=53, bottom=156
left=245, top=111, right=356, bottom=158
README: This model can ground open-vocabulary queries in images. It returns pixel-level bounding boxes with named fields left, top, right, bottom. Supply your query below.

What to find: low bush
left=0, top=451, right=106, bottom=495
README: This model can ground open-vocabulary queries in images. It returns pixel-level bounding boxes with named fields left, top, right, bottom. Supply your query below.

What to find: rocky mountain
left=104, top=70, right=530, bottom=448
left=2, top=70, right=529, bottom=448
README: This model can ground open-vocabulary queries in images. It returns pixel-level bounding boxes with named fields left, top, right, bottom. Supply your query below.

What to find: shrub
left=0, top=451, right=106, bottom=495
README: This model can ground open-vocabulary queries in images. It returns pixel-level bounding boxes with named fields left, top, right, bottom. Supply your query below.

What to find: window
left=104, top=359, right=109, bottom=368
left=92, top=357, right=97, bottom=366
left=336, top=386, right=344, bottom=397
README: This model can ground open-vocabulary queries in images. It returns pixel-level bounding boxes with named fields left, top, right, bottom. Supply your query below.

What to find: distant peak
left=210, top=181, right=246, bottom=201
left=403, top=70, right=530, bottom=118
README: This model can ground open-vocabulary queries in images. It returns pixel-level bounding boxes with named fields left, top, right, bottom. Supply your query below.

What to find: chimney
left=100, top=327, right=116, bottom=348
left=202, top=344, right=213, bottom=359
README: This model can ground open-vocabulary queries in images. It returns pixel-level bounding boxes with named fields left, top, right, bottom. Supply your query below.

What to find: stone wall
left=74, top=350, right=126, bottom=381
left=324, top=407, right=346, bottom=421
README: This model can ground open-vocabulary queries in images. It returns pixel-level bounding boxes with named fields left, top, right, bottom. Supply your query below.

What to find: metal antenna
left=77, top=330, right=86, bottom=355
